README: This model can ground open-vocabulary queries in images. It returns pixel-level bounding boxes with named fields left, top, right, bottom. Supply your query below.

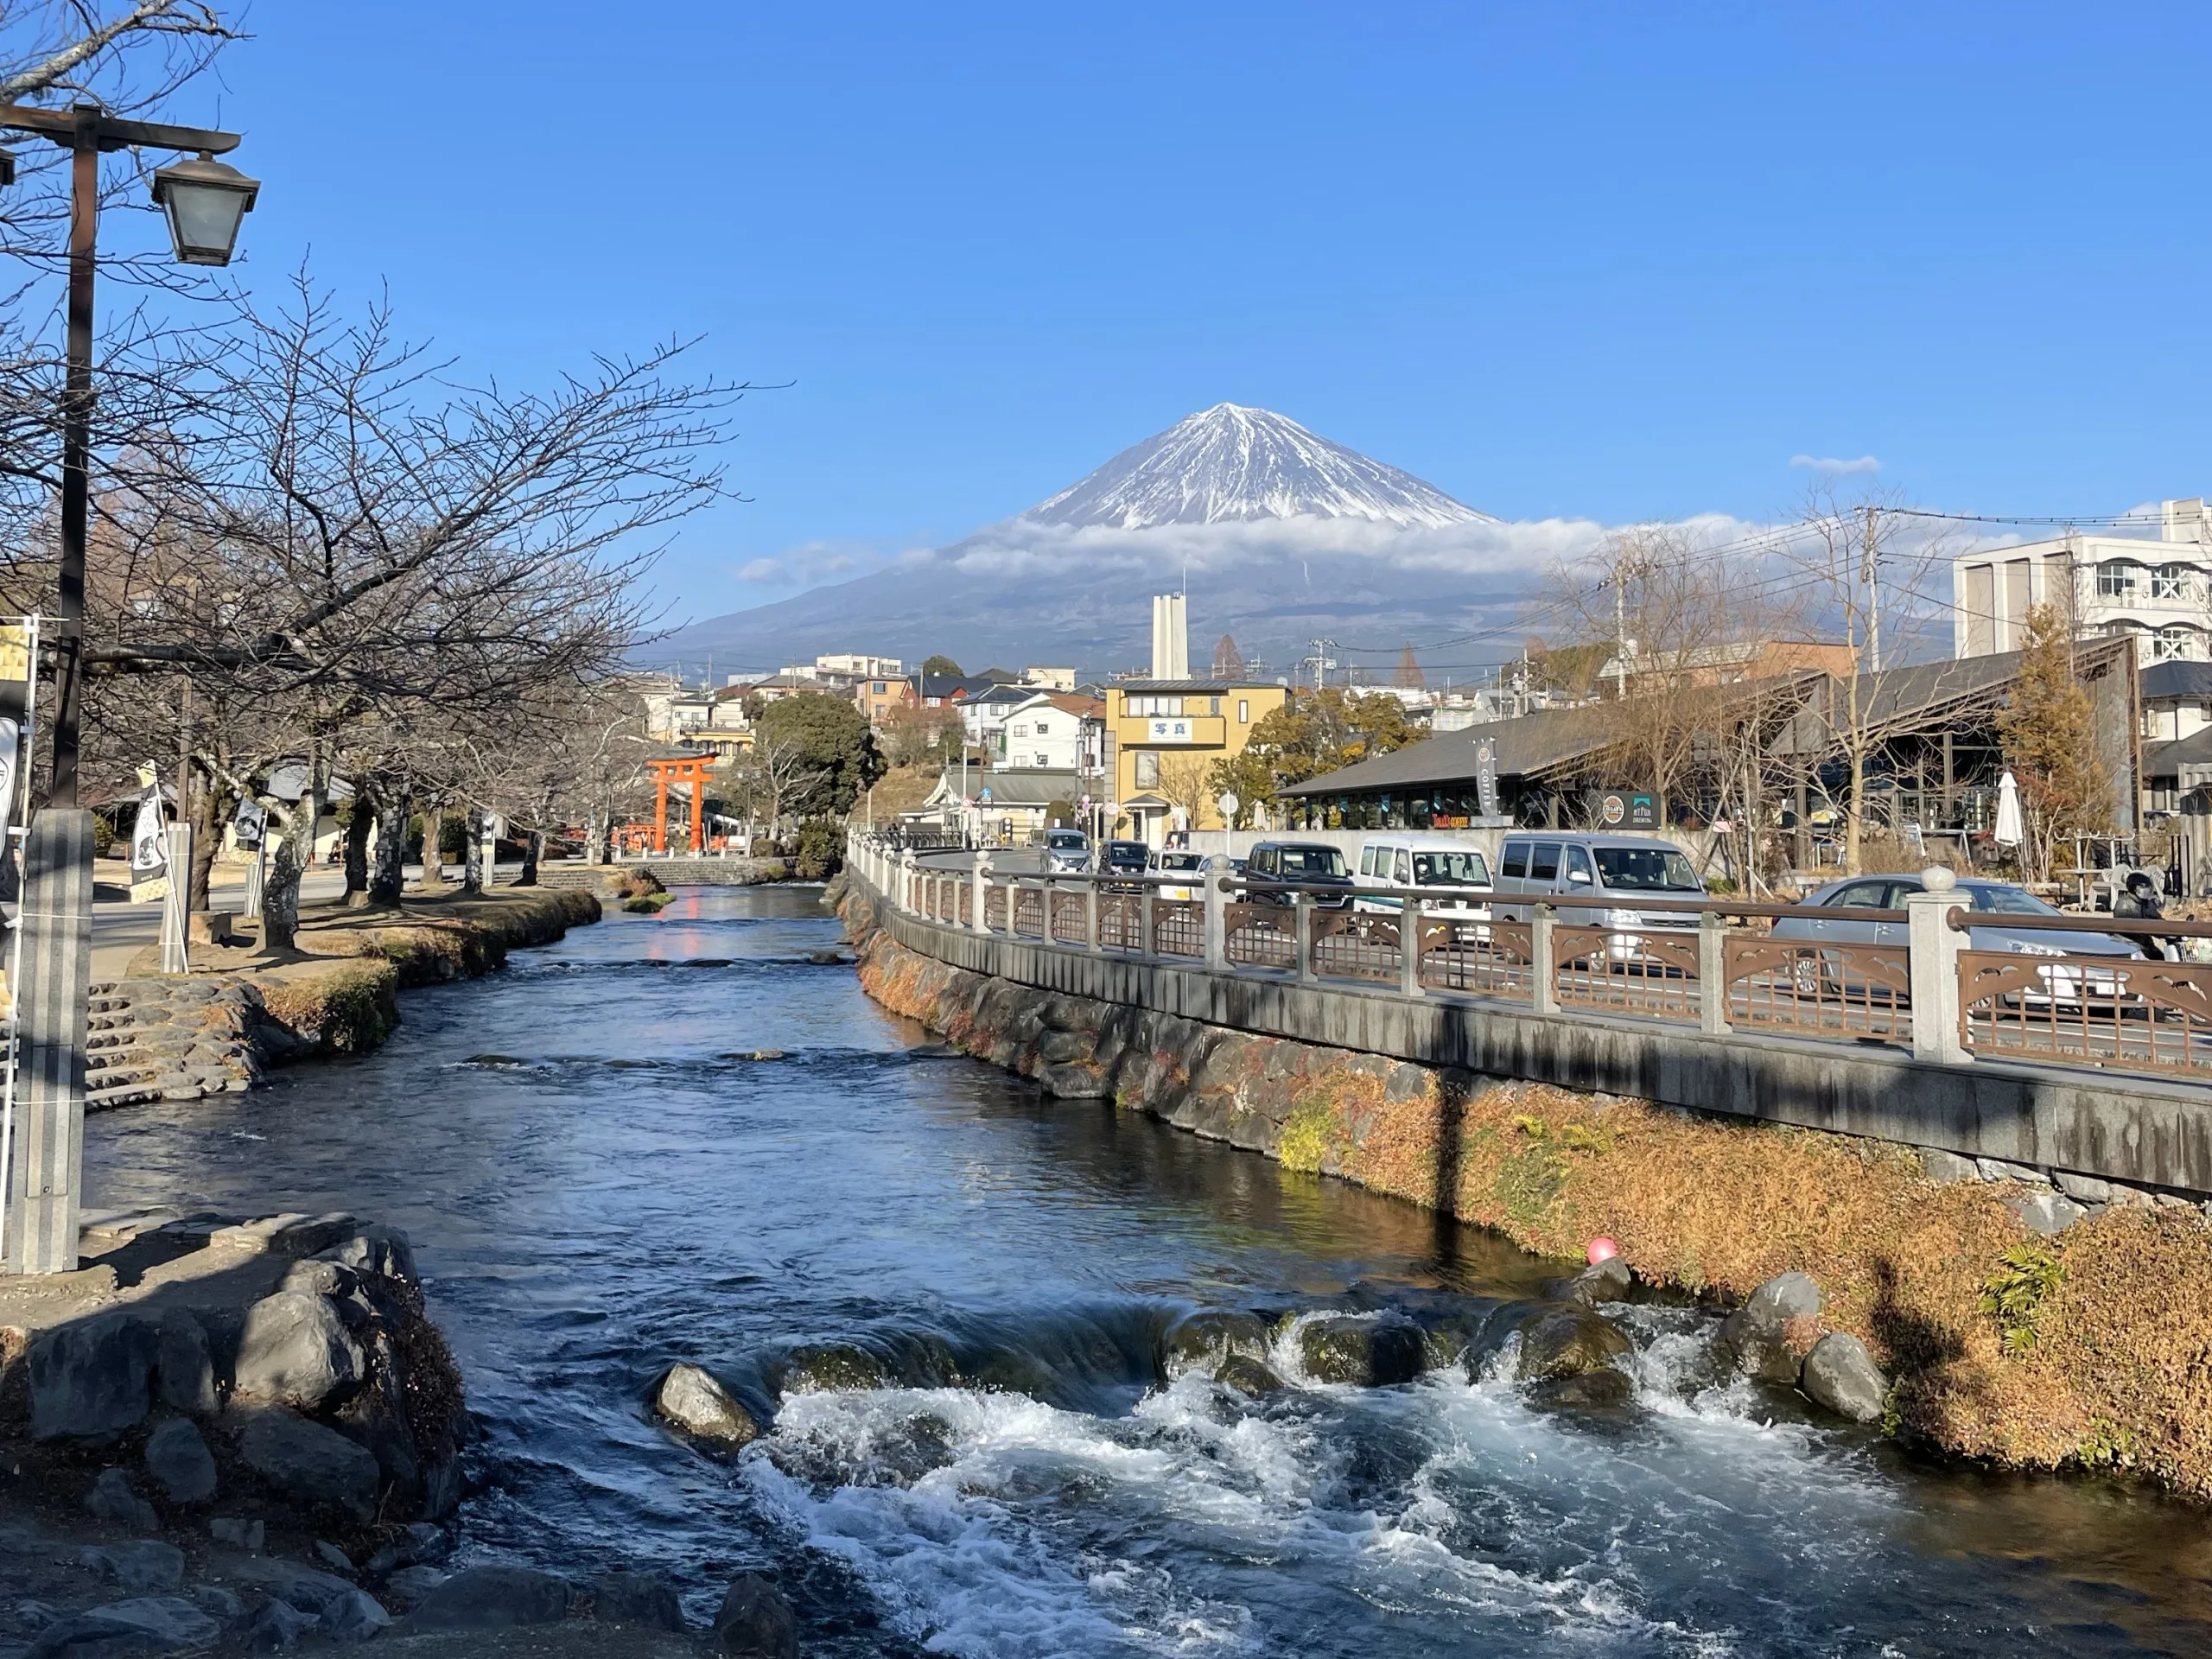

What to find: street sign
left=1217, top=791, right=1239, bottom=819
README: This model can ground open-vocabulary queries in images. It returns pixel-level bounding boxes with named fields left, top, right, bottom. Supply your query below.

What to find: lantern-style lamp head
left=150, top=149, right=257, bottom=266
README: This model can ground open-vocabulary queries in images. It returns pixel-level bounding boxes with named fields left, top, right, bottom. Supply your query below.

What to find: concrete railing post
left=1699, top=911, right=1729, bottom=1034
left=1400, top=898, right=1423, bottom=996
left=1205, top=868, right=1228, bottom=970
left=7, top=809, right=94, bottom=1274
left=899, top=850, right=917, bottom=915
left=1141, top=884, right=1157, bottom=958
left=1532, top=902, right=1558, bottom=1015
left=1908, top=868, right=1970, bottom=1065
left=972, top=857, right=992, bottom=934
left=1084, top=880, right=1101, bottom=954
left=1293, top=893, right=1313, bottom=982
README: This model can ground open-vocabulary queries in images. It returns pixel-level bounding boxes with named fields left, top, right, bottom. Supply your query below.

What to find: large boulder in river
left=714, top=1572, right=798, bottom=1658
left=30, top=1312, right=157, bottom=1439
left=1800, top=1333, right=1889, bottom=1423
left=1295, top=1315, right=1427, bottom=1387
left=654, top=1363, right=762, bottom=1446
left=777, top=1343, right=892, bottom=1395
left=1513, top=1305, right=1631, bottom=1383
left=237, top=1408, right=381, bottom=1522
left=594, top=1571, right=686, bottom=1632
left=145, top=1418, right=218, bottom=1504
left=1161, top=1310, right=1272, bottom=1381
left=24, top=1596, right=218, bottom=1656
left=1718, top=1271, right=1821, bottom=1385
left=232, top=1292, right=365, bottom=1411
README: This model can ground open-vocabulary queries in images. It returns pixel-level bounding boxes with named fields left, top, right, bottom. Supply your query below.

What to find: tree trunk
left=188, top=770, right=222, bottom=914
left=1843, top=748, right=1866, bottom=876
left=342, top=798, right=373, bottom=907
left=518, top=829, right=543, bottom=887
left=416, top=804, right=448, bottom=893
left=462, top=806, right=485, bottom=893
left=370, top=789, right=408, bottom=906
left=262, top=833, right=302, bottom=951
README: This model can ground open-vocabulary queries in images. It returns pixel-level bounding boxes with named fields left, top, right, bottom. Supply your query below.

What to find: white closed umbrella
left=1993, top=769, right=2024, bottom=848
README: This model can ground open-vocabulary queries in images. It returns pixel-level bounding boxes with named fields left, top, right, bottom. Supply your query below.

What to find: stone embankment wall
left=537, top=857, right=791, bottom=890
left=836, top=874, right=2212, bottom=1503
left=86, top=888, right=600, bottom=1108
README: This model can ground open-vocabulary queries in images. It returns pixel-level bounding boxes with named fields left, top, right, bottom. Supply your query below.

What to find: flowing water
left=84, top=887, right=2212, bottom=1656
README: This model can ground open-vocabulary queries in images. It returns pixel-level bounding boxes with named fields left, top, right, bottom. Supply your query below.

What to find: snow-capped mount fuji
left=653, top=403, right=1557, bottom=678
left=1023, top=403, right=1492, bottom=531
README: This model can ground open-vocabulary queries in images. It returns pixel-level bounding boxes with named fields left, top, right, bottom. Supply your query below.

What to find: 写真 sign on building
left=1145, top=716, right=1199, bottom=744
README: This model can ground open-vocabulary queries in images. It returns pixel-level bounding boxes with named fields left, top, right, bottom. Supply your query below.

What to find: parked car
left=1100, top=838, right=1150, bottom=888
left=1151, top=848, right=1207, bottom=902
left=1242, top=841, right=1355, bottom=907
left=1044, top=828, right=1091, bottom=874
left=1354, top=833, right=1492, bottom=940
left=1489, top=832, right=1706, bottom=964
left=1770, top=874, right=2140, bottom=1001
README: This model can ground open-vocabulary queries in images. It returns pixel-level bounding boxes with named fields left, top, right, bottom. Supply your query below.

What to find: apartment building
left=1954, top=499, right=2212, bottom=664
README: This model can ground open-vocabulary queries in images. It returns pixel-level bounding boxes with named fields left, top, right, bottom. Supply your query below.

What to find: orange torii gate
left=646, top=755, right=715, bottom=854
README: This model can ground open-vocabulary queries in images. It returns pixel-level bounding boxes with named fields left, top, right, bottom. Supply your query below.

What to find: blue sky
left=172, top=3, right=2212, bottom=620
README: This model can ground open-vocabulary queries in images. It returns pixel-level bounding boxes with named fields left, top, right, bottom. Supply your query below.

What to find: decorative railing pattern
left=852, top=836, right=2212, bottom=1090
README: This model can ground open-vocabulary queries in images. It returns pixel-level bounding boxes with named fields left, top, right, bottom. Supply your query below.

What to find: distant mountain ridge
left=1022, top=403, right=1490, bottom=531
left=652, top=404, right=1550, bottom=679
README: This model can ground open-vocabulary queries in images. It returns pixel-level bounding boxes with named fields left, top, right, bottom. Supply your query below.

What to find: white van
left=1354, top=834, right=1492, bottom=938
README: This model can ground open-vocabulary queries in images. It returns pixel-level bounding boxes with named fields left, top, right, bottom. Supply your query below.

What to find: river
left=83, top=887, right=2212, bottom=1656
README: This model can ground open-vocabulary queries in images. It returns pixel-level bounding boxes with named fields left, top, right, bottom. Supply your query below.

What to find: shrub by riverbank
left=836, top=878, right=2212, bottom=1502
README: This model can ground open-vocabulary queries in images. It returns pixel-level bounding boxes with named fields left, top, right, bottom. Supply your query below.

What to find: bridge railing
left=843, top=830, right=2212, bottom=1088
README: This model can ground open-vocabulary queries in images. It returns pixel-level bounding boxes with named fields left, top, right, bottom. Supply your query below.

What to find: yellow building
left=1109, top=677, right=1289, bottom=844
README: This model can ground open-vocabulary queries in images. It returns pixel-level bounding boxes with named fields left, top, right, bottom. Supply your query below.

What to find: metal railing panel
left=1310, top=910, right=1402, bottom=984
left=1050, top=890, right=1087, bottom=945
left=1553, top=924, right=1699, bottom=1021
left=1153, top=900, right=1204, bottom=957
left=1097, top=893, right=1141, bottom=951
left=1723, top=935, right=1913, bottom=1043
left=1224, top=901, right=1294, bottom=970
left=1961, top=948, right=2212, bottom=1076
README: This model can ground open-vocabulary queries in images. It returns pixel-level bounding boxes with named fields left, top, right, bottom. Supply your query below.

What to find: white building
left=995, top=692, right=1100, bottom=770
left=816, top=652, right=903, bottom=679
left=1954, top=499, right=2212, bottom=664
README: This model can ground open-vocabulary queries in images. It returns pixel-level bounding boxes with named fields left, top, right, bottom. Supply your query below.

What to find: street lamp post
left=0, top=102, right=257, bottom=807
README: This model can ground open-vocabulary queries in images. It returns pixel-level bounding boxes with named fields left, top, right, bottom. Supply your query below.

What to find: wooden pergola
left=646, top=755, right=715, bottom=854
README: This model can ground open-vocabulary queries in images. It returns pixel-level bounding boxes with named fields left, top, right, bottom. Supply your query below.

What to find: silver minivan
left=1490, top=833, right=1706, bottom=948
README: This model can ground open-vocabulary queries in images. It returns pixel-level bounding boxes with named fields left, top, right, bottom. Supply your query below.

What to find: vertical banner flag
left=1476, top=739, right=1498, bottom=820
left=130, top=764, right=169, bottom=903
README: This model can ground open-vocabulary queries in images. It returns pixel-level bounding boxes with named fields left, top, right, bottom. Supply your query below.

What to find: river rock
left=31, top=1313, right=157, bottom=1439
left=713, top=1572, right=798, bottom=1658
left=778, top=1343, right=890, bottom=1394
left=363, top=1522, right=451, bottom=1577
left=655, top=1363, right=762, bottom=1445
left=405, top=1565, right=571, bottom=1629
left=594, top=1570, right=686, bottom=1631
left=219, top=1554, right=358, bottom=1615
left=2003, top=1190, right=2088, bottom=1236
left=1213, top=1354, right=1286, bottom=1396
left=1513, top=1306, right=1631, bottom=1382
left=317, top=1224, right=418, bottom=1285
left=86, top=1469, right=159, bottom=1533
left=319, top=1587, right=391, bottom=1643
left=80, top=1541, right=186, bottom=1592
left=1800, top=1332, right=1889, bottom=1423
left=1161, top=1310, right=1272, bottom=1380
left=237, top=1409, right=382, bottom=1522
left=385, top=1565, right=450, bottom=1602
left=277, top=1260, right=355, bottom=1300
left=1528, top=1368, right=1635, bottom=1408
left=1719, top=1271, right=1821, bottom=1383
left=1566, top=1256, right=1632, bottom=1306
left=155, top=1309, right=218, bottom=1417
left=145, top=1419, right=217, bottom=1504
left=1295, top=1315, right=1427, bottom=1387
left=1917, top=1147, right=1982, bottom=1185
left=27, top=1596, right=219, bottom=1656
left=229, top=1597, right=316, bottom=1652
left=232, top=1293, right=364, bottom=1411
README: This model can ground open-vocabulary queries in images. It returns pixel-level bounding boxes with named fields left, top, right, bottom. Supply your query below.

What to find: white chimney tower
left=1149, top=594, right=1189, bottom=679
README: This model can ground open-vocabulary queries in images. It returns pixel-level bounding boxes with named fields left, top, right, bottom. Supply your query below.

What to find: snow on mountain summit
left=1020, top=403, right=1491, bottom=531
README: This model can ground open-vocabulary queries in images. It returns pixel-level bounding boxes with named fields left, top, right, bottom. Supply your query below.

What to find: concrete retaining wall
left=874, top=893, right=2212, bottom=1197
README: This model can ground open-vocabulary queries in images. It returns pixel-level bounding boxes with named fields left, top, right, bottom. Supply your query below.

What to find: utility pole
left=1861, top=504, right=1881, bottom=674
left=1611, top=563, right=1630, bottom=700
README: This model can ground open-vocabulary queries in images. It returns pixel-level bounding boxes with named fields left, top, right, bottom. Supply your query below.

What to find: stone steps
left=79, top=976, right=269, bottom=1111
